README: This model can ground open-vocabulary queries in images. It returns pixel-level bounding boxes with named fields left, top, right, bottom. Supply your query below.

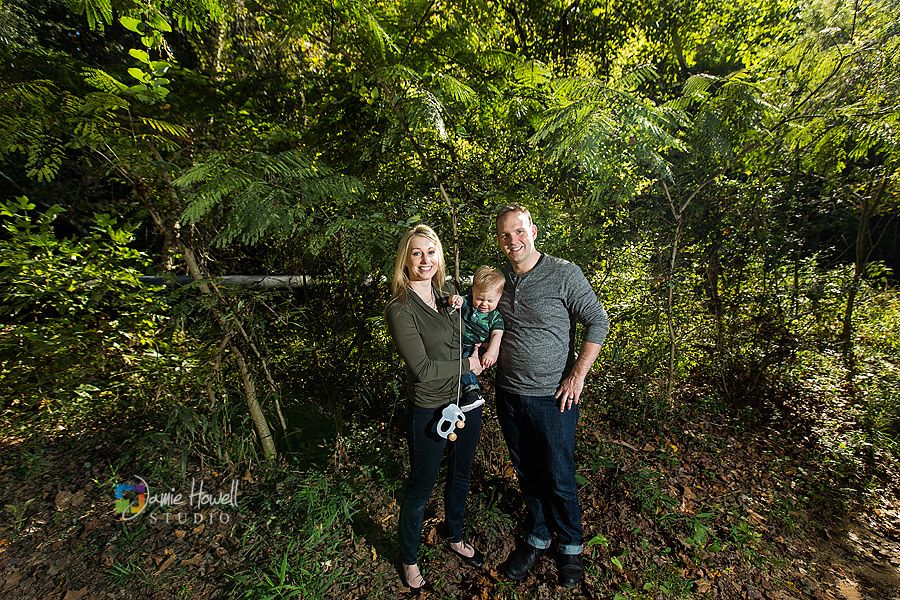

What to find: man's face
left=471, top=285, right=502, bottom=313
left=496, top=211, right=538, bottom=271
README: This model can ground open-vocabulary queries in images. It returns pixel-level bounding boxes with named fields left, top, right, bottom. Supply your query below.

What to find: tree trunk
left=666, top=215, right=682, bottom=393
left=841, top=173, right=888, bottom=375
left=136, top=166, right=279, bottom=460
left=166, top=223, right=279, bottom=459
left=231, top=341, right=277, bottom=458
left=662, top=180, right=682, bottom=396
left=670, top=28, right=689, bottom=76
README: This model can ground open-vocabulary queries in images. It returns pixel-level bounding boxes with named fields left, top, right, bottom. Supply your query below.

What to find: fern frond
left=173, top=161, right=215, bottom=187
left=177, top=148, right=365, bottom=248
left=433, top=73, right=476, bottom=106
left=474, top=49, right=521, bottom=73
left=81, top=91, right=130, bottom=114
left=514, top=60, right=552, bottom=87
left=618, top=64, right=659, bottom=90
left=402, top=89, right=447, bottom=140
left=82, top=68, right=128, bottom=94
left=552, top=77, right=604, bottom=103
left=136, top=133, right=179, bottom=152
left=379, top=64, right=423, bottom=88
left=69, top=0, right=114, bottom=30
left=360, top=8, right=399, bottom=62
left=138, top=117, right=188, bottom=138
left=683, top=73, right=717, bottom=98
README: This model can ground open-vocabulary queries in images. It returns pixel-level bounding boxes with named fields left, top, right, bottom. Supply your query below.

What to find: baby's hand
left=449, top=295, right=464, bottom=309
left=481, top=349, right=498, bottom=369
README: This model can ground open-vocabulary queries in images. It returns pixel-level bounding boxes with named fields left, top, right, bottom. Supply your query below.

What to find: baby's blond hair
left=472, top=265, right=505, bottom=294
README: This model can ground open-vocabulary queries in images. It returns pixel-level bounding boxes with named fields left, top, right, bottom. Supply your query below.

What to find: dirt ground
left=1, top=403, right=898, bottom=599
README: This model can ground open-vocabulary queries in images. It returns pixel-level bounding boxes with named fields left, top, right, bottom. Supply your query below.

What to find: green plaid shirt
left=461, top=294, right=504, bottom=352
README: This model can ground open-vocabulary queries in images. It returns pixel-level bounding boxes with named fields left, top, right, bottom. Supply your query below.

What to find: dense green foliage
left=1, top=1, right=899, bottom=598
left=1, top=0, right=898, bottom=463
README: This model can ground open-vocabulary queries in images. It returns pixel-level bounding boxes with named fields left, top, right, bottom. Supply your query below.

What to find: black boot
left=504, top=543, right=544, bottom=581
left=556, top=553, right=584, bottom=587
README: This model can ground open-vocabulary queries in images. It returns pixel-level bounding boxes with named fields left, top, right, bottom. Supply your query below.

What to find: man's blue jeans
left=399, top=403, right=483, bottom=565
left=496, top=389, right=583, bottom=554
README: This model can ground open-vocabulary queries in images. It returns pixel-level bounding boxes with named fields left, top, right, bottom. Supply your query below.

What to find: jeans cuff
left=557, top=543, right=583, bottom=555
left=525, top=534, right=552, bottom=550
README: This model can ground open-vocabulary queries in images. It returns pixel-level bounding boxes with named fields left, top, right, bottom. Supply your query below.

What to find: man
left=494, top=203, right=609, bottom=587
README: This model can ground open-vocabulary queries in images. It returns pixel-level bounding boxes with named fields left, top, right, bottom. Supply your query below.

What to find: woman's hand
left=468, top=355, right=484, bottom=375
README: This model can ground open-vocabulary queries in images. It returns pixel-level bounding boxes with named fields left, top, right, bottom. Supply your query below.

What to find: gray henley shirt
left=495, top=253, right=609, bottom=396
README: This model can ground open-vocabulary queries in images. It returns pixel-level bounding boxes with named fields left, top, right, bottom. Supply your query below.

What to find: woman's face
left=405, top=235, right=440, bottom=282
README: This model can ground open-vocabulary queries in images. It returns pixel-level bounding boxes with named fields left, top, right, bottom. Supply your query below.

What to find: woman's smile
left=406, top=236, right=440, bottom=282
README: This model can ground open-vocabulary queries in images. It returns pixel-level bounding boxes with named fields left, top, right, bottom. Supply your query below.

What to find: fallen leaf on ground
left=2, top=570, right=22, bottom=593
left=55, top=490, right=73, bottom=509
left=157, top=554, right=177, bottom=573
left=181, top=553, right=203, bottom=566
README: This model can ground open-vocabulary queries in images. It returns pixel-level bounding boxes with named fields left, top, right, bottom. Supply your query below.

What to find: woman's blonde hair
left=389, top=224, right=448, bottom=304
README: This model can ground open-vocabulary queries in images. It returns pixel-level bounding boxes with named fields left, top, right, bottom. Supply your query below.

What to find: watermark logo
left=113, top=476, right=239, bottom=524
left=115, top=476, right=149, bottom=520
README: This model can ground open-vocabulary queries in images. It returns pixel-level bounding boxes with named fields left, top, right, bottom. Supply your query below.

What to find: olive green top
left=386, top=283, right=465, bottom=409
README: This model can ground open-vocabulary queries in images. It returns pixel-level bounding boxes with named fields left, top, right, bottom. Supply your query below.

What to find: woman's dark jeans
left=496, top=389, right=583, bottom=554
left=399, top=403, right=483, bottom=565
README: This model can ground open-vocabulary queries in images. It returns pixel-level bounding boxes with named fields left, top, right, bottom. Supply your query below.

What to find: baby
left=449, top=265, right=505, bottom=411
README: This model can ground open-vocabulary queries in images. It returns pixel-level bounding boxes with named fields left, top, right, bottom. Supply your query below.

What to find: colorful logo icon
left=114, top=476, right=149, bottom=520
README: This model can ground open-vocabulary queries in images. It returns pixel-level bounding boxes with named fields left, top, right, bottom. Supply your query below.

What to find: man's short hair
left=472, top=265, right=505, bottom=293
left=495, top=203, right=533, bottom=226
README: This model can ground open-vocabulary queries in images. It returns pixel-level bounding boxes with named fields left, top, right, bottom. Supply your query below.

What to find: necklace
left=410, top=286, right=439, bottom=312
left=424, top=290, right=439, bottom=312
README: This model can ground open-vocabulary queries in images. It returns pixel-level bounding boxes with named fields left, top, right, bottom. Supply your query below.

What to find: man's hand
left=480, top=348, right=499, bottom=369
left=554, top=373, right=585, bottom=412
left=448, top=295, right=464, bottom=310
left=554, top=341, right=602, bottom=412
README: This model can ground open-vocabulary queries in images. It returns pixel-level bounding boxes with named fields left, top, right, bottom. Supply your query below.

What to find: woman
left=385, top=224, right=485, bottom=591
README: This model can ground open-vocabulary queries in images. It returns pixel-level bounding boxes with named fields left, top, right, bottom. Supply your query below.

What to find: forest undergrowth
left=3, top=1, right=900, bottom=597
left=0, top=369, right=897, bottom=600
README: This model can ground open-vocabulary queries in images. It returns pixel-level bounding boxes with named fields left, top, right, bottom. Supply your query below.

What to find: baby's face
left=472, top=286, right=502, bottom=313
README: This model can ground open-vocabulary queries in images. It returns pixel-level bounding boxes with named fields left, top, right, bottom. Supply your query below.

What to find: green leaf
left=127, top=68, right=148, bottom=83
left=128, top=48, right=150, bottom=64
left=119, top=16, right=142, bottom=33
left=151, top=61, right=170, bottom=76
left=148, top=14, right=172, bottom=32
